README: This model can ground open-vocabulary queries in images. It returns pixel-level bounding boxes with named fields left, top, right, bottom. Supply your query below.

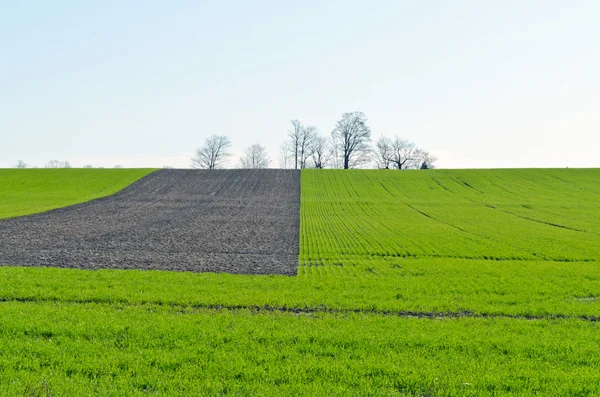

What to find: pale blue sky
left=2, top=1, right=599, bottom=168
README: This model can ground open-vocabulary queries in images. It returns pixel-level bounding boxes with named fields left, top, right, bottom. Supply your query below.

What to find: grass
left=2, top=302, right=600, bottom=396
left=2, top=260, right=600, bottom=318
left=1, top=168, right=600, bottom=395
left=0, top=168, right=156, bottom=220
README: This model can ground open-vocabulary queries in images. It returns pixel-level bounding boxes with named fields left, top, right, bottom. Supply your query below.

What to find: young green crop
left=300, top=169, right=600, bottom=263
left=0, top=168, right=156, bottom=220
left=2, top=260, right=600, bottom=318
left=2, top=301, right=600, bottom=397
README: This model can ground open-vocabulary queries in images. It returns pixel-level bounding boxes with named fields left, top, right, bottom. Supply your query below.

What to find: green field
left=300, top=169, right=600, bottom=262
left=1, top=169, right=600, bottom=396
left=0, top=168, right=156, bottom=220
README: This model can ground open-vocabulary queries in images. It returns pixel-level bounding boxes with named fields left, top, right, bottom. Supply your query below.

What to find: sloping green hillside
left=0, top=169, right=156, bottom=220
left=301, top=168, right=600, bottom=263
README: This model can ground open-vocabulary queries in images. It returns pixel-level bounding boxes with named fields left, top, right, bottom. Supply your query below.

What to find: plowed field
left=0, top=169, right=300, bottom=275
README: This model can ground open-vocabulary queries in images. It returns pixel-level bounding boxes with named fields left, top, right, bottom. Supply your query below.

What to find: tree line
left=12, top=160, right=73, bottom=169
left=192, top=111, right=437, bottom=170
left=12, top=112, right=436, bottom=169
left=11, top=161, right=124, bottom=169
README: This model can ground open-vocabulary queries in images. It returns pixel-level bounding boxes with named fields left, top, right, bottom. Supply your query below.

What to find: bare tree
left=376, top=136, right=437, bottom=170
left=410, top=149, right=438, bottom=169
left=45, top=160, right=71, bottom=168
left=299, top=125, right=317, bottom=169
left=278, top=142, right=293, bottom=169
left=114, top=164, right=123, bottom=168
left=14, top=160, right=27, bottom=168
left=191, top=135, right=232, bottom=169
left=288, top=120, right=302, bottom=169
left=310, top=135, right=332, bottom=169
left=83, top=165, right=94, bottom=168
left=287, top=120, right=318, bottom=169
left=238, top=144, right=270, bottom=169
left=330, top=135, right=342, bottom=169
left=388, top=138, right=415, bottom=170
left=45, top=160, right=60, bottom=168
left=375, top=137, right=392, bottom=169
left=331, top=112, right=372, bottom=169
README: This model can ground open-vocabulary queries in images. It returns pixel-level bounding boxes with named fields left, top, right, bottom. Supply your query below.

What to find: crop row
left=300, top=169, right=600, bottom=265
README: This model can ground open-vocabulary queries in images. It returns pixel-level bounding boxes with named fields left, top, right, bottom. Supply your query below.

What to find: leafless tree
left=375, top=137, right=392, bottom=169
left=288, top=120, right=317, bottom=169
left=410, top=149, right=438, bottom=169
left=331, top=112, right=372, bottom=169
left=376, top=136, right=437, bottom=170
left=299, top=125, right=317, bottom=168
left=388, top=138, right=415, bottom=170
left=14, top=160, right=27, bottom=168
left=114, top=164, right=123, bottom=168
left=278, top=142, right=293, bottom=169
left=330, top=135, right=342, bottom=169
left=83, top=165, right=94, bottom=168
left=310, top=135, right=332, bottom=169
left=45, top=160, right=71, bottom=168
left=288, top=120, right=302, bottom=169
left=191, top=135, right=232, bottom=169
left=238, top=143, right=270, bottom=169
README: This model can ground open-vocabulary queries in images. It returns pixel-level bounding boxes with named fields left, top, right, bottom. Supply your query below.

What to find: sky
left=1, top=0, right=599, bottom=169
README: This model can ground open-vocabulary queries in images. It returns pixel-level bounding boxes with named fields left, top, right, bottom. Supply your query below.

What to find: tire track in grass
left=520, top=206, right=600, bottom=230
left=473, top=170, right=600, bottom=232
left=402, top=203, right=532, bottom=260
left=371, top=176, right=433, bottom=256
left=405, top=179, right=572, bottom=260
left=448, top=190, right=599, bottom=261
left=2, top=296, right=600, bottom=322
left=498, top=209, right=600, bottom=235
left=375, top=173, right=530, bottom=259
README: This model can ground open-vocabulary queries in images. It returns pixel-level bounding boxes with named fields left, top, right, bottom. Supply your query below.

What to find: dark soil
left=0, top=169, right=301, bottom=275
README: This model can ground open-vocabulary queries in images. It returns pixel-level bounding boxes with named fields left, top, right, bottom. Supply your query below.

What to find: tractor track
left=1, top=296, right=598, bottom=322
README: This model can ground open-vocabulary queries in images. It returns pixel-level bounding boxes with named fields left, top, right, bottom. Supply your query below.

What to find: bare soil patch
left=0, top=169, right=300, bottom=275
